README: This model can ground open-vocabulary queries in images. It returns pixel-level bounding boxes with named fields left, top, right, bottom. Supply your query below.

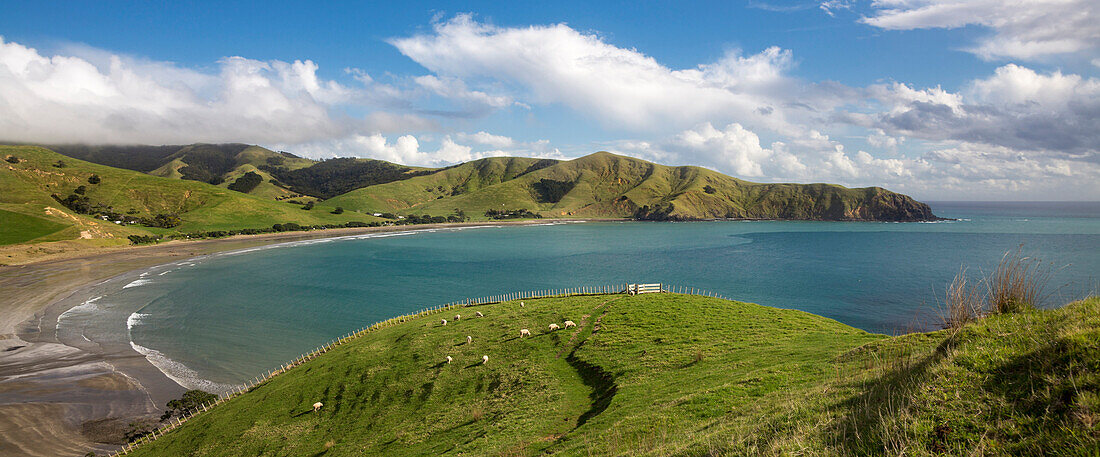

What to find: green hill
left=48, top=143, right=436, bottom=201
left=0, top=145, right=379, bottom=248
left=124, top=294, right=1100, bottom=456
left=324, top=152, right=936, bottom=221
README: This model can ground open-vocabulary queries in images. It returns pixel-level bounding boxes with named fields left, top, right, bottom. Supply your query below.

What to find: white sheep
left=312, top=402, right=323, bottom=412
left=475, top=311, right=484, bottom=317
left=520, top=301, right=525, bottom=307
left=548, top=323, right=560, bottom=331
left=564, top=320, right=577, bottom=329
left=520, top=328, right=531, bottom=338
left=454, top=314, right=461, bottom=321
left=446, top=356, right=453, bottom=364
left=467, top=335, right=473, bottom=344
left=441, top=318, right=447, bottom=326
left=482, top=355, right=489, bottom=364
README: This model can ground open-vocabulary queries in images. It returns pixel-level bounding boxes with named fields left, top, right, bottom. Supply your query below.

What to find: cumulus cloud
left=861, top=0, right=1100, bottom=60
left=0, top=37, right=432, bottom=145
left=861, top=64, right=1100, bottom=156
left=390, top=15, right=823, bottom=134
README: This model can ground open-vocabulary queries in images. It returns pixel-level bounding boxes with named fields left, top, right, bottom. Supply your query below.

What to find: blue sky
left=1, top=1, right=1097, bottom=200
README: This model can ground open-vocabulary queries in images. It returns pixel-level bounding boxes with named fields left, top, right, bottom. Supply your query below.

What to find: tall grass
left=940, top=268, right=984, bottom=329
left=939, top=248, right=1053, bottom=328
left=986, top=248, right=1051, bottom=314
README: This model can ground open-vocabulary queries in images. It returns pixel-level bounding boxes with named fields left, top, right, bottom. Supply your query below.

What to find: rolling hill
left=123, top=293, right=1100, bottom=456
left=324, top=152, right=937, bottom=221
left=0, top=145, right=380, bottom=249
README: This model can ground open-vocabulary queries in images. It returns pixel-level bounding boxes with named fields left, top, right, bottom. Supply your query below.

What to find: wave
left=126, top=312, right=150, bottom=332
left=130, top=341, right=236, bottom=393
left=123, top=278, right=154, bottom=289
left=57, top=296, right=102, bottom=329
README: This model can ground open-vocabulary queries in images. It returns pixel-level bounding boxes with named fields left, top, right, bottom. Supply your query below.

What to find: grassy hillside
left=0, top=145, right=379, bottom=247
left=324, top=152, right=936, bottom=222
left=125, top=294, right=1099, bottom=456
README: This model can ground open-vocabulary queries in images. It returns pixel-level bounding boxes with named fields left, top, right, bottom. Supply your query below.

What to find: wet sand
left=0, top=220, right=590, bottom=456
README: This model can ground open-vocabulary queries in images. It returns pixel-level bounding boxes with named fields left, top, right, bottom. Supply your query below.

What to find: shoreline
left=0, top=219, right=597, bottom=457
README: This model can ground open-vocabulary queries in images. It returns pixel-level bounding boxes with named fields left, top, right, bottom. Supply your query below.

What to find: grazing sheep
left=313, top=402, right=323, bottom=412
left=467, top=335, right=473, bottom=344
left=446, top=356, right=453, bottom=364
left=454, top=314, right=461, bottom=321
left=520, top=301, right=525, bottom=308
left=520, top=328, right=531, bottom=338
left=441, top=318, right=447, bottom=326
left=482, top=355, right=489, bottom=364
left=564, top=320, right=576, bottom=329
left=548, top=323, right=560, bottom=331
left=475, top=311, right=484, bottom=317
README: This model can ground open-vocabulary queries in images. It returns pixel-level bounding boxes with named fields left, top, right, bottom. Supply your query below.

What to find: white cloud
left=390, top=15, right=815, bottom=134
left=454, top=131, right=515, bottom=148
left=277, top=131, right=561, bottom=167
left=0, top=36, right=430, bottom=145
left=862, top=64, right=1100, bottom=154
left=861, top=0, right=1100, bottom=60
left=413, top=74, right=515, bottom=113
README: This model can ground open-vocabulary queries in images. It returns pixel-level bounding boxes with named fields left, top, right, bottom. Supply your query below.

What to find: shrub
left=161, top=390, right=218, bottom=421
left=53, top=160, right=66, bottom=168
left=73, top=185, right=87, bottom=195
left=703, top=185, right=717, bottom=194
left=128, top=235, right=162, bottom=245
left=88, top=174, right=101, bottom=184
left=332, top=206, right=344, bottom=214
left=142, top=214, right=181, bottom=228
left=302, top=201, right=314, bottom=210
left=4, top=155, right=19, bottom=164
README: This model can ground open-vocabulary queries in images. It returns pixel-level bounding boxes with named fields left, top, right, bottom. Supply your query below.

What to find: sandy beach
left=0, top=220, right=589, bottom=457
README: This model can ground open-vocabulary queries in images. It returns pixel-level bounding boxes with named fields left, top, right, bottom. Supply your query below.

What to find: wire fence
left=104, top=283, right=729, bottom=456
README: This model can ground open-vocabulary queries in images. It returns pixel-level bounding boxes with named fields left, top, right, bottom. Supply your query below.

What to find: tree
left=227, top=171, right=263, bottom=193
left=302, top=201, right=314, bottom=210
left=703, top=185, right=717, bottom=194
left=88, top=174, right=101, bottom=184
left=331, top=206, right=344, bottom=214
left=53, top=160, right=66, bottom=168
left=73, top=185, right=87, bottom=195
left=5, top=156, right=19, bottom=164
left=161, top=390, right=218, bottom=421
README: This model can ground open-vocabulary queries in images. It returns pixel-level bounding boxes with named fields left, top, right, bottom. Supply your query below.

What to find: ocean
left=55, top=202, right=1100, bottom=390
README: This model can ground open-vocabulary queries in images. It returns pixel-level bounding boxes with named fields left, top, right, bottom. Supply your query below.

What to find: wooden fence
left=103, top=283, right=729, bottom=456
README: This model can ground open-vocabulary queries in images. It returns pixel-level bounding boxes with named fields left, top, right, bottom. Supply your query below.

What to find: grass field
left=0, top=208, right=68, bottom=245
left=125, top=294, right=1100, bottom=456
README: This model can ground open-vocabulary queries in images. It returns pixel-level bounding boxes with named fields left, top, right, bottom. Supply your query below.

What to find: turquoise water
left=64, top=202, right=1100, bottom=389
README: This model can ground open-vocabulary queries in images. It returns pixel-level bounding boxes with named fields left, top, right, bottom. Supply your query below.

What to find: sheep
left=475, top=311, right=484, bottom=317
left=482, top=355, right=489, bottom=364
left=454, top=314, right=461, bottom=321
left=446, top=356, right=453, bottom=364
left=441, top=318, right=447, bottom=326
left=548, top=323, right=560, bottom=331
left=467, top=335, right=473, bottom=344
left=520, top=301, right=525, bottom=308
left=313, top=402, right=323, bottom=412
left=520, top=328, right=531, bottom=338
left=564, top=320, right=577, bottom=329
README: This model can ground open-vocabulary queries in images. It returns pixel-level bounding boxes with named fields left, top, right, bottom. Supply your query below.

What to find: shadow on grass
left=566, top=350, right=618, bottom=428
left=821, top=333, right=958, bottom=455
